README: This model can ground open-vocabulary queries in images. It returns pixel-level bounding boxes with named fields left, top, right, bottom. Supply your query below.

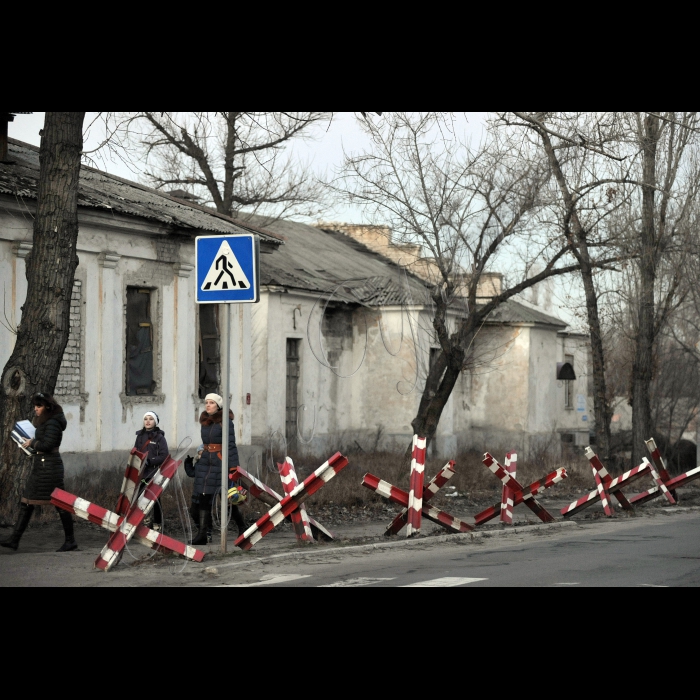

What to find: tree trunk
left=0, top=112, right=85, bottom=511
left=411, top=319, right=474, bottom=448
left=631, top=114, right=659, bottom=466
left=538, top=128, right=613, bottom=461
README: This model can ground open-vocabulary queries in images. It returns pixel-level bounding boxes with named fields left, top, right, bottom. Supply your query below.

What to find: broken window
left=564, top=353, right=574, bottom=409
left=286, top=339, right=300, bottom=445
left=126, top=288, right=155, bottom=396
left=198, top=305, right=220, bottom=399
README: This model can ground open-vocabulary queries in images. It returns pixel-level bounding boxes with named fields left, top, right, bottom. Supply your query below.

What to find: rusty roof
left=0, top=139, right=283, bottom=245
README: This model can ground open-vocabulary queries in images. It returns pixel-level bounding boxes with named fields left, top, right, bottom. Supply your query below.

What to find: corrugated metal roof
left=243, top=215, right=430, bottom=305
left=485, top=299, right=567, bottom=327
left=0, top=139, right=283, bottom=244
left=247, top=216, right=569, bottom=327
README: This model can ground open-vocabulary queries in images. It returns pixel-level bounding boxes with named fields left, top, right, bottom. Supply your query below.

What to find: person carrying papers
left=1, top=393, right=78, bottom=553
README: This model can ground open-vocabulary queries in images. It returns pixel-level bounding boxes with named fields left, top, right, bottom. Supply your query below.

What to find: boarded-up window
left=126, top=288, right=155, bottom=396
left=198, top=305, right=220, bottom=399
left=286, top=339, right=300, bottom=444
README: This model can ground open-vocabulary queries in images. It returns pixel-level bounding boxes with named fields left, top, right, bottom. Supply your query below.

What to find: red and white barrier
left=50, top=447, right=205, bottom=570
left=234, top=452, right=349, bottom=551
left=231, top=466, right=335, bottom=541
left=363, top=473, right=473, bottom=534
left=362, top=451, right=473, bottom=536
left=629, top=438, right=700, bottom=506
left=500, top=452, right=517, bottom=524
left=561, top=448, right=650, bottom=518
left=95, top=455, right=181, bottom=571
left=115, top=448, right=145, bottom=516
left=406, top=436, right=426, bottom=536
left=385, top=461, right=457, bottom=536
left=51, top=488, right=204, bottom=562
left=474, top=453, right=567, bottom=526
left=279, top=458, right=314, bottom=542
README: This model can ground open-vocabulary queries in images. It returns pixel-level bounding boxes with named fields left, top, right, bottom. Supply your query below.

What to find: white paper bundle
left=11, top=420, right=36, bottom=455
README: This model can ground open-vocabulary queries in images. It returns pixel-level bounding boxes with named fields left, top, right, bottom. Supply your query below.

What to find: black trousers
left=190, top=494, right=245, bottom=530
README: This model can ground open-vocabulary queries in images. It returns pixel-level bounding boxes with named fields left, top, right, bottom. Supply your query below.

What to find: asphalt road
left=1, top=510, right=699, bottom=586
left=213, top=510, right=700, bottom=587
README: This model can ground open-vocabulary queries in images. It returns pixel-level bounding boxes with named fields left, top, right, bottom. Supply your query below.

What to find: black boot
left=1, top=503, right=34, bottom=551
left=230, top=505, right=247, bottom=538
left=190, top=508, right=210, bottom=546
left=56, top=508, right=78, bottom=552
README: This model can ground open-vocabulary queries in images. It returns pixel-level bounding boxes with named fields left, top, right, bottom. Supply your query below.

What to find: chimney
left=1, top=113, right=33, bottom=163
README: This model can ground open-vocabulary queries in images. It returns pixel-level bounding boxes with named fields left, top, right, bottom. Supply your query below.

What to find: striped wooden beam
left=406, top=436, right=427, bottom=536
left=52, top=488, right=205, bottom=562
left=362, top=473, right=473, bottom=534
left=475, top=453, right=565, bottom=526
left=95, top=455, right=180, bottom=571
left=115, top=448, right=146, bottom=516
left=385, top=461, right=456, bottom=536
left=231, top=466, right=334, bottom=541
left=500, top=452, right=517, bottom=525
left=234, top=453, right=349, bottom=551
left=561, top=449, right=651, bottom=518
left=278, top=458, right=314, bottom=542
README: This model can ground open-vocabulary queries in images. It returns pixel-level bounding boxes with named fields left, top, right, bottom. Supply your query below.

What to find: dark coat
left=134, top=428, right=169, bottom=482
left=192, top=410, right=240, bottom=496
left=23, top=406, right=67, bottom=505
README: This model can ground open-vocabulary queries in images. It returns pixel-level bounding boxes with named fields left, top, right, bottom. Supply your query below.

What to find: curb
left=208, top=520, right=580, bottom=571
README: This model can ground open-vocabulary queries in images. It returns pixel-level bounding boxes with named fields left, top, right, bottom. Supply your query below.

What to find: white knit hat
left=205, top=393, right=223, bottom=409
left=143, top=411, right=159, bottom=426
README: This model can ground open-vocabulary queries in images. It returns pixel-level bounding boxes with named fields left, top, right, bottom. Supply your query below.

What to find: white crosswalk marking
left=319, top=577, right=396, bottom=587
left=401, top=577, right=487, bottom=587
left=553, top=582, right=580, bottom=586
left=225, top=574, right=311, bottom=587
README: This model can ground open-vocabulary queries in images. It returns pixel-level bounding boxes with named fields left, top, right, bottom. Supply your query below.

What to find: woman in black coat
left=133, top=410, right=169, bottom=531
left=184, top=392, right=245, bottom=545
left=1, top=393, right=77, bottom=552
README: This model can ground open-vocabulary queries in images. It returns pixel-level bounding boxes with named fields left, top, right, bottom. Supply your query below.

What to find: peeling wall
left=250, top=288, right=594, bottom=459
left=0, top=199, right=253, bottom=474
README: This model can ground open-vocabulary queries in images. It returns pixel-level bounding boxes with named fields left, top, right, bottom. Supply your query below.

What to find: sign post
left=219, top=304, right=230, bottom=553
left=195, top=233, right=260, bottom=554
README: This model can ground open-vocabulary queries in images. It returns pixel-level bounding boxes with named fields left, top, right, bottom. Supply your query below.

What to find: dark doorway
left=286, top=339, right=300, bottom=446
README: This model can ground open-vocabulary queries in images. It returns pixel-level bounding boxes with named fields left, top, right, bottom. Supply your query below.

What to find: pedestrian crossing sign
left=195, top=234, right=259, bottom=304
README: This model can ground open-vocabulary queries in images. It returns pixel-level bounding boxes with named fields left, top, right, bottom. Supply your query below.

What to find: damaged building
left=247, top=218, right=594, bottom=459
left=0, top=138, right=282, bottom=472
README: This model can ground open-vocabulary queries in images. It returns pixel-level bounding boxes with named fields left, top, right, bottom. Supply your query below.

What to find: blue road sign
left=195, top=234, right=259, bottom=304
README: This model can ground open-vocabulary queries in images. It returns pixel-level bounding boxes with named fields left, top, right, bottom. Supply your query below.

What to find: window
left=286, top=339, right=300, bottom=444
left=126, top=288, right=155, bottom=396
left=564, top=353, right=574, bottom=409
left=198, top=305, right=220, bottom=399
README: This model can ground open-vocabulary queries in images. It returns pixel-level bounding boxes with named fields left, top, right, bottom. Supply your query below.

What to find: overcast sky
left=8, top=112, right=487, bottom=224
left=8, top=112, right=581, bottom=328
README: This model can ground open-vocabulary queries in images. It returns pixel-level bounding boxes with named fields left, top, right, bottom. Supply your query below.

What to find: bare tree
left=506, top=112, right=700, bottom=466
left=334, top=113, right=614, bottom=448
left=118, top=112, right=330, bottom=220
left=627, top=112, right=700, bottom=465
left=0, top=112, right=86, bottom=509
left=498, top=112, right=635, bottom=462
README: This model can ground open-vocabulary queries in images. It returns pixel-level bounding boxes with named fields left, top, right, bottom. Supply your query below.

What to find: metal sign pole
left=220, top=303, right=230, bottom=554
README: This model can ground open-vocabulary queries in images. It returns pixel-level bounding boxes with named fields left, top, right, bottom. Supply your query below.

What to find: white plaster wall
left=557, top=334, right=593, bottom=440
left=253, top=291, right=454, bottom=454
left=0, top=202, right=254, bottom=472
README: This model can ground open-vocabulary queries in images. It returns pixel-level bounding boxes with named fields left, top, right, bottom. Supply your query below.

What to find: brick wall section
left=56, top=280, right=82, bottom=399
